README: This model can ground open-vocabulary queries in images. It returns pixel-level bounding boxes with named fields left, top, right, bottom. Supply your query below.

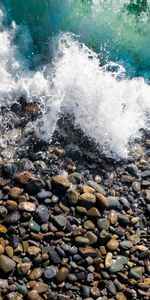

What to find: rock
left=37, top=190, right=52, bottom=200
left=28, top=220, right=40, bottom=233
left=141, top=170, right=150, bottom=178
left=9, top=187, right=22, bottom=199
left=79, top=246, right=98, bottom=257
left=67, top=188, right=79, bottom=204
left=4, top=211, right=21, bottom=225
left=105, top=252, right=113, bottom=269
left=121, top=175, right=134, bottom=183
left=118, top=215, right=130, bottom=227
left=0, top=206, right=8, bottom=219
left=116, top=292, right=127, bottom=300
left=49, top=247, right=61, bottom=264
left=79, top=193, right=96, bottom=208
left=107, top=210, right=118, bottom=225
left=75, top=236, right=90, bottom=246
left=127, top=164, right=139, bottom=176
left=65, top=144, right=81, bottom=160
left=51, top=175, right=70, bottom=191
left=53, top=215, right=67, bottom=228
left=34, top=282, right=48, bottom=294
left=119, top=197, right=130, bottom=210
left=87, top=207, right=100, bottom=217
left=87, top=180, right=105, bottom=195
left=97, top=218, right=110, bottom=230
left=108, top=197, right=119, bottom=209
left=16, top=172, right=35, bottom=184
left=0, top=255, right=16, bottom=272
left=18, top=202, right=36, bottom=212
left=29, top=268, right=43, bottom=280
left=106, top=239, right=119, bottom=251
left=132, top=182, right=141, bottom=192
left=9, top=234, right=19, bottom=249
left=109, top=261, right=124, bottom=273
left=43, top=266, right=57, bottom=280
left=80, top=185, right=95, bottom=194
left=16, top=283, right=27, bottom=295
left=83, top=220, right=95, bottom=230
left=129, top=267, right=143, bottom=279
left=81, top=285, right=90, bottom=298
left=27, top=179, right=44, bottom=194
left=95, top=193, right=109, bottom=208
left=85, top=231, right=98, bottom=245
left=56, top=267, right=69, bottom=283
left=91, top=286, right=100, bottom=297
left=107, top=280, right=116, bottom=295
left=36, top=205, right=49, bottom=223
left=0, top=245, right=4, bottom=255
left=120, top=241, right=133, bottom=250
left=115, top=256, right=128, bottom=265
left=27, top=246, right=41, bottom=256
left=0, top=279, right=8, bottom=288
left=0, top=224, right=7, bottom=233
left=27, top=290, right=39, bottom=300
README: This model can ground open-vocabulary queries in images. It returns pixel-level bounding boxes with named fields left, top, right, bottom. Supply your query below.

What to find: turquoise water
left=2, top=0, right=150, bottom=74
left=0, top=0, right=150, bottom=157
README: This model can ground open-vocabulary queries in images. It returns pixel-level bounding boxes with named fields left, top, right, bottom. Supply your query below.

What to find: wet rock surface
left=0, top=101, right=149, bottom=299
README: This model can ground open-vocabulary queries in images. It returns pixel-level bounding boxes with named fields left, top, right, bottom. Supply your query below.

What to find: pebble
left=16, top=171, right=35, bottom=184
left=83, top=220, right=95, bottom=230
left=120, top=241, right=133, bottom=250
left=87, top=180, right=105, bottom=194
left=95, top=193, right=109, bottom=208
left=0, top=245, right=4, bottom=255
left=106, top=239, right=119, bottom=251
left=129, top=267, right=143, bottom=279
left=27, top=246, right=41, bottom=256
left=109, top=261, right=124, bottom=273
left=18, top=202, right=36, bottom=212
left=36, top=205, right=49, bottom=223
left=27, top=290, right=39, bottom=300
left=119, top=197, right=130, bottom=210
left=0, top=224, right=7, bottom=233
left=34, top=282, right=48, bottom=293
left=49, top=247, right=61, bottom=264
left=79, top=192, right=96, bottom=208
left=68, top=188, right=79, bottom=204
left=5, top=246, right=13, bottom=258
left=56, top=267, right=69, bottom=283
left=108, top=197, right=119, bottom=209
left=37, top=190, right=52, bottom=200
left=105, top=252, right=112, bottom=268
left=85, top=231, right=98, bottom=245
left=97, top=218, right=110, bottom=230
left=116, top=292, right=127, bottom=300
left=107, top=280, right=116, bottom=295
left=43, top=266, right=57, bottom=280
left=4, top=211, right=21, bottom=225
left=53, top=215, right=67, bottom=228
left=0, top=279, right=8, bottom=288
left=0, top=206, right=8, bottom=219
left=87, top=207, right=100, bottom=217
left=9, top=234, right=19, bottom=249
left=52, top=175, right=70, bottom=191
left=9, top=187, right=22, bottom=199
left=79, top=246, right=97, bottom=257
left=30, top=268, right=43, bottom=280
left=0, top=255, right=16, bottom=272
left=132, top=182, right=141, bottom=192
left=28, top=220, right=40, bottom=233
left=75, top=236, right=90, bottom=245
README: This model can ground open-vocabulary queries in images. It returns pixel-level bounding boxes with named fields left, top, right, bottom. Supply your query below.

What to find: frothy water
left=0, top=0, right=150, bottom=158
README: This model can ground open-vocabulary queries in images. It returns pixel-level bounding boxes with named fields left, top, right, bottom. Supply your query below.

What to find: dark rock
left=36, top=205, right=49, bottom=223
left=4, top=211, right=21, bottom=225
left=107, top=281, right=117, bottom=295
left=141, top=170, right=150, bottom=178
left=9, top=234, right=19, bottom=249
left=119, top=197, right=130, bottom=210
left=37, top=190, right=52, bottom=200
left=127, top=164, right=139, bottom=176
left=120, top=241, right=133, bottom=250
left=97, top=218, right=110, bottom=231
left=0, top=206, right=8, bottom=219
left=65, top=144, right=81, bottom=160
left=27, top=179, right=44, bottom=194
left=49, top=247, right=61, bottom=264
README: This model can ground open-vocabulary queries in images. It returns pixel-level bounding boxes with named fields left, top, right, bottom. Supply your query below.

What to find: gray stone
left=43, top=266, right=57, bottom=279
left=36, top=205, right=49, bottom=223
left=120, top=241, right=133, bottom=250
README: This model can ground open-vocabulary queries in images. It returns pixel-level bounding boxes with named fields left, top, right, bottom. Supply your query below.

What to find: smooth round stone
left=68, top=188, right=79, bottom=204
left=129, top=267, right=143, bottom=279
left=0, top=255, right=16, bottom=273
left=36, top=205, right=49, bottom=223
left=37, top=190, right=52, bottom=200
left=87, top=180, right=105, bottom=195
left=27, top=179, right=44, bottom=194
left=28, top=220, right=40, bottom=233
left=95, top=193, right=109, bottom=208
left=27, top=246, right=41, bottom=256
left=5, top=246, right=13, bottom=258
left=9, top=234, right=19, bottom=249
left=30, top=268, right=43, bottom=280
left=79, top=193, right=96, bottom=208
left=90, top=286, right=100, bottom=297
left=132, top=182, right=141, bottom=192
left=0, top=224, right=7, bottom=233
left=9, top=187, right=22, bottom=199
left=4, top=211, right=21, bottom=225
left=43, top=266, right=57, bottom=279
left=83, top=220, right=95, bottom=230
left=81, top=285, right=90, bottom=298
left=65, top=143, right=81, bottom=160
left=0, top=279, right=8, bottom=288
left=108, top=197, right=119, bottom=209
left=18, top=202, right=36, bottom=212
left=48, top=248, right=61, bottom=264
left=97, top=218, right=110, bottom=230
left=105, top=252, right=112, bottom=269
left=109, top=261, right=124, bottom=273
left=16, top=283, right=27, bottom=295
left=107, top=280, right=116, bottom=295
left=107, top=239, right=119, bottom=251
left=56, top=267, right=69, bottom=283
left=27, top=290, right=39, bottom=300
left=75, top=236, right=90, bottom=246
left=79, top=246, right=97, bottom=257
left=0, top=206, right=7, bottom=219
left=108, top=210, right=118, bottom=225
left=118, top=215, right=130, bottom=227
left=51, top=175, right=70, bottom=191
left=87, top=207, right=100, bottom=217
left=34, top=282, right=48, bottom=293
left=15, top=171, right=35, bottom=184
left=116, top=292, right=127, bottom=300
left=119, top=197, right=130, bottom=210
left=53, top=215, right=67, bottom=228
left=115, top=256, right=128, bottom=265
left=120, top=241, right=133, bottom=250
left=85, top=231, right=98, bottom=245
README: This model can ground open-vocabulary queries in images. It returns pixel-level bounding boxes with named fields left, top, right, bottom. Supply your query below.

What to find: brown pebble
left=87, top=207, right=100, bottom=217
left=116, top=292, right=127, bottom=300
left=67, top=188, right=79, bottom=204
left=0, top=224, right=7, bottom=234
left=6, top=200, right=17, bottom=211
left=107, top=239, right=119, bottom=251
left=30, top=268, right=43, bottom=280
left=16, top=172, right=35, bottom=185
left=56, top=267, right=69, bottom=283
left=0, top=245, right=4, bottom=255
left=27, top=290, right=39, bottom=300
left=9, top=187, right=22, bottom=199
left=105, top=252, right=113, bottom=268
left=108, top=210, right=118, bottom=225
left=34, top=282, right=48, bottom=294
left=95, top=193, right=109, bottom=208
left=27, top=246, right=41, bottom=256
left=18, top=202, right=36, bottom=212
left=5, top=246, right=13, bottom=258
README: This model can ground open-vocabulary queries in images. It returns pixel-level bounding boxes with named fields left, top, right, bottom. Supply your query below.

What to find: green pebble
left=87, top=180, right=105, bottom=195
left=115, top=256, right=128, bottom=265
left=28, top=220, right=40, bottom=233
left=136, top=228, right=141, bottom=236
left=33, top=255, right=42, bottom=264
left=109, top=261, right=124, bottom=273
left=16, top=283, right=27, bottom=295
left=108, top=197, right=119, bottom=209
left=129, top=267, right=143, bottom=279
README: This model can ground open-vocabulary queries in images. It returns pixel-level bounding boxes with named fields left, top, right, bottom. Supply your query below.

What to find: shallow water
left=0, top=0, right=150, bottom=157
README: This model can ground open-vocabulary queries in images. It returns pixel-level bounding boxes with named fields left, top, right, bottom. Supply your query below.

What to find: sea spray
left=0, top=1, right=150, bottom=158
